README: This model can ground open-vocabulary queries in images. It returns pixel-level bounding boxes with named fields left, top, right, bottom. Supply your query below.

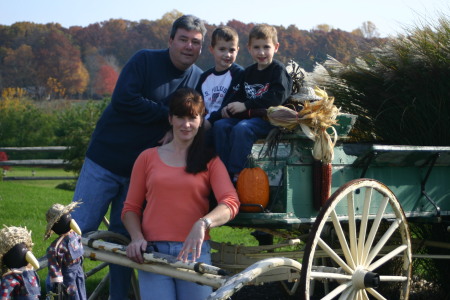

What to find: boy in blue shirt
left=196, top=26, right=244, bottom=133
left=213, top=24, right=292, bottom=181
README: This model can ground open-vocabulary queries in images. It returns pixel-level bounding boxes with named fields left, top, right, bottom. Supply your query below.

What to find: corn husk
left=266, top=106, right=299, bottom=131
left=267, top=86, right=340, bottom=163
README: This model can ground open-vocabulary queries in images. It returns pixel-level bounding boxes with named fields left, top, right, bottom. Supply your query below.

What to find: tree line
left=0, top=10, right=385, bottom=100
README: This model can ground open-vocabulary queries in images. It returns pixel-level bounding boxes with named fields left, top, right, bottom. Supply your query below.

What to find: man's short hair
left=170, top=15, right=207, bottom=41
left=248, top=24, right=278, bottom=45
left=211, top=26, right=239, bottom=47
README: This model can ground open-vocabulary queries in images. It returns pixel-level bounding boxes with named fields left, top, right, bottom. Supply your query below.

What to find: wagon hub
left=352, top=268, right=380, bottom=289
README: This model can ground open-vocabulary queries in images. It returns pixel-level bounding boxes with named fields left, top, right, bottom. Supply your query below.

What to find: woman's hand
left=177, top=220, right=206, bottom=262
left=126, top=238, right=147, bottom=264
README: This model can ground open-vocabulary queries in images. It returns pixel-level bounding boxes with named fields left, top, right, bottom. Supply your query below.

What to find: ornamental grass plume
left=320, top=15, right=450, bottom=145
left=267, top=86, right=340, bottom=163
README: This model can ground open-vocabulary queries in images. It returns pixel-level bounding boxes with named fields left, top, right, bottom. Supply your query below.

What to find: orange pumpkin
left=236, top=160, right=270, bottom=212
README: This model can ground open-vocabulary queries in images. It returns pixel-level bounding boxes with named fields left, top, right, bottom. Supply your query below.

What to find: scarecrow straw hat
left=0, top=226, right=34, bottom=270
left=44, top=202, right=80, bottom=240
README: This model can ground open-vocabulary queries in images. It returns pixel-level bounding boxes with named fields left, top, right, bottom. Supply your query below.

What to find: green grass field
left=0, top=167, right=259, bottom=297
left=0, top=168, right=110, bottom=295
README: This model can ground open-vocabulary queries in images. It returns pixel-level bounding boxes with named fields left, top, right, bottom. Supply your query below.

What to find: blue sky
left=1, top=0, right=449, bottom=37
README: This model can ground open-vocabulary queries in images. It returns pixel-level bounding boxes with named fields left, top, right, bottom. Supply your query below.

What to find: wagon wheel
left=300, top=178, right=412, bottom=300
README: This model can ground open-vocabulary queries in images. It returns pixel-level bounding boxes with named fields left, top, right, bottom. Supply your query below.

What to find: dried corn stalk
left=267, top=86, right=339, bottom=210
left=267, top=86, right=339, bottom=163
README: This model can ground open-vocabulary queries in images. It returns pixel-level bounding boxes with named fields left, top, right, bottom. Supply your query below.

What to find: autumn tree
left=351, top=28, right=364, bottom=37
left=325, top=29, right=360, bottom=64
left=0, top=13, right=388, bottom=100
left=33, top=27, right=89, bottom=98
left=2, top=44, right=37, bottom=88
left=100, top=19, right=137, bottom=65
left=314, top=24, right=333, bottom=32
left=93, top=64, right=119, bottom=96
left=359, top=21, right=380, bottom=38
left=157, top=10, right=183, bottom=27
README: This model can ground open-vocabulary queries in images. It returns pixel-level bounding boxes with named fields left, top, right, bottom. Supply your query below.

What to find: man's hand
left=158, top=130, right=173, bottom=145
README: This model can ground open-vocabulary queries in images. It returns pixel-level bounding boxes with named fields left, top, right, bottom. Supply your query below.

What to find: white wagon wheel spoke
left=368, top=244, right=408, bottom=271
left=360, top=289, right=370, bottom=300
left=331, top=209, right=356, bottom=269
left=321, top=281, right=352, bottom=300
left=317, top=237, right=353, bottom=274
left=357, top=187, right=373, bottom=265
left=299, top=178, right=412, bottom=300
left=347, top=192, right=359, bottom=266
left=367, top=287, right=388, bottom=299
left=362, top=196, right=389, bottom=266
left=365, top=219, right=402, bottom=266
left=338, top=285, right=355, bottom=299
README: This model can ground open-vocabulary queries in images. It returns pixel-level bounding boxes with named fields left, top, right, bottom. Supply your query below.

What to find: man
left=71, top=15, right=206, bottom=299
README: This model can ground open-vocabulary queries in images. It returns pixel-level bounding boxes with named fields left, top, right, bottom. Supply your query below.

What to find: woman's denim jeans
left=138, top=241, right=213, bottom=300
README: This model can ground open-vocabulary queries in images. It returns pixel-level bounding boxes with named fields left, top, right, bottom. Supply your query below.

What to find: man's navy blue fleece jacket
left=86, top=49, right=203, bottom=177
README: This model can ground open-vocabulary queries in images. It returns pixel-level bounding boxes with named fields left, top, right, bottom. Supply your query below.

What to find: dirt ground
left=89, top=276, right=448, bottom=300
left=230, top=277, right=448, bottom=300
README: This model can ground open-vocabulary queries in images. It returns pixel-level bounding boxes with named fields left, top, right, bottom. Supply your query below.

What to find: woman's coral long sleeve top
left=121, top=148, right=240, bottom=242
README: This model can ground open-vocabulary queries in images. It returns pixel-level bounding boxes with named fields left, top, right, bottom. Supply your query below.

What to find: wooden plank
left=0, top=159, right=68, bottom=166
left=2, top=176, right=77, bottom=181
left=0, top=146, right=68, bottom=152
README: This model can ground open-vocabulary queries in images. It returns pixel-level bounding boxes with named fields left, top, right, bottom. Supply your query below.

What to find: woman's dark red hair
left=168, top=88, right=215, bottom=174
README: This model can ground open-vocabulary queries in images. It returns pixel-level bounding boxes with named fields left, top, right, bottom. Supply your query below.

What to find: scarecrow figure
left=44, top=203, right=86, bottom=300
left=0, top=225, right=41, bottom=300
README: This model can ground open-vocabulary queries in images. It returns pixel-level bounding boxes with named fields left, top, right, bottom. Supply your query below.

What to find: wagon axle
left=353, top=268, right=380, bottom=289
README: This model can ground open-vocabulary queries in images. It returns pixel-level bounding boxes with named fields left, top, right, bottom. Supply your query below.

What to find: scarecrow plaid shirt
left=46, top=231, right=83, bottom=295
left=1, top=269, right=40, bottom=300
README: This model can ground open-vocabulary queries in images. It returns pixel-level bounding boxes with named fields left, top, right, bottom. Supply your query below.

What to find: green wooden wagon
left=81, top=113, right=450, bottom=300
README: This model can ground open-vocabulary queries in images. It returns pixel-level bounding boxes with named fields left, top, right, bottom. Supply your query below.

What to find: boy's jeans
left=138, top=241, right=212, bottom=300
left=213, top=117, right=275, bottom=174
left=71, top=157, right=132, bottom=300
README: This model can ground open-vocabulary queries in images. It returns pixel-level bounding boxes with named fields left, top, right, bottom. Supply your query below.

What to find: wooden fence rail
left=0, top=146, right=77, bottom=181
left=0, top=146, right=69, bottom=152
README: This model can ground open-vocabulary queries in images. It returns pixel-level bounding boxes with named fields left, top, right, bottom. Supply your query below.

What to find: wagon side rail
left=350, top=145, right=450, bottom=220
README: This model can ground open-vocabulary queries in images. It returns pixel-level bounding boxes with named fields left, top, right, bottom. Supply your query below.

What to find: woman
left=121, top=88, right=240, bottom=300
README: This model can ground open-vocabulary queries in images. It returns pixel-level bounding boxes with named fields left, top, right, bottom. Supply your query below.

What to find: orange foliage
left=0, top=15, right=387, bottom=99
left=93, top=64, right=119, bottom=96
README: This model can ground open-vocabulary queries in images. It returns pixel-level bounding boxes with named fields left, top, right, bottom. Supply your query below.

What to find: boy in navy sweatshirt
left=213, top=24, right=292, bottom=181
